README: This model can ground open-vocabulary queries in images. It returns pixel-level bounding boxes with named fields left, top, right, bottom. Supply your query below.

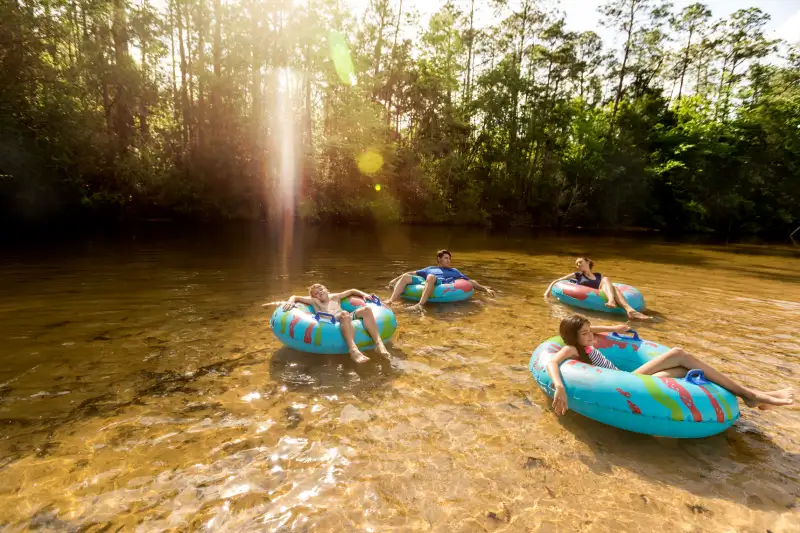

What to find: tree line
left=1, top=0, right=798, bottom=240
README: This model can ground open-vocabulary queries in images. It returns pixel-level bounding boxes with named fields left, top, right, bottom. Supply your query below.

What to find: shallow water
left=0, top=226, right=798, bottom=532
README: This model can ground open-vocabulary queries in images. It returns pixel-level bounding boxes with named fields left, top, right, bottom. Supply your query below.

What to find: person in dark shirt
left=544, top=256, right=650, bottom=321
left=386, top=249, right=494, bottom=310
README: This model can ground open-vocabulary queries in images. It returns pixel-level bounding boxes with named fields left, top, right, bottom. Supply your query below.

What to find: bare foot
left=755, top=388, right=796, bottom=410
left=408, top=303, right=425, bottom=314
left=376, top=342, right=391, bottom=357
left=384, top=299, right=395, bottom=308
left=626, top=310, right=651, bottom=321
left=765, top=388, right=795, bottom=400
left=604, top=293, right=618, bottom=309
left=744, top=390, right=794, bottom=410
left=349, top=349, right=370, bottom=364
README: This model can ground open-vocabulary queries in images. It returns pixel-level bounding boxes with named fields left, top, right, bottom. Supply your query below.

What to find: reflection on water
left=0, top=226, right=798, bottom=531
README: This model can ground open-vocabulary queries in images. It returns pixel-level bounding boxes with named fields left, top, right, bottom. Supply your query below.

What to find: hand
left=552, top=385, right=568, bottom=416
left=485, top=287, right=496, bottom=297
left=282, top=297, right=296, bottom=311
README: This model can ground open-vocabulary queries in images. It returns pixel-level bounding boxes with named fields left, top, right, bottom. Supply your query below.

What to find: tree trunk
left=714, top=54, right=729, bottom=120
left=677, top=25, right=694, bottom=100
left=212, top=0, right=221, bottom=136
left=170, top=1, right=178, bottom=137
left=196, top=2, right=206, bottom=149
left=372, top=0, right=389, bottom=88
left=112, top=0, right=132, bottom=150
left=386, top=0, right=403, bottom=124
left=186, top=7, right=194, bottom=146
left=464, top=0, right=475, bottom=102
left=722, top=56, right=742, bottom=121
left=140, top=36, right=149, bottom=137
left=611, top=0, right=636, bottom=121
left=177, top=0, right=189, bottom=149
left=98, top=24, right=112, bottom=132
left=509, top=0, right=529, bottom=164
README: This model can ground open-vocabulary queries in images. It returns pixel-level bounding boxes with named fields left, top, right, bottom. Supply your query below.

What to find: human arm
left=543, top=273, right=576, bottom=298
left=334, top=289, right=370, bottom=300
left=281, top=295, right=317, bottom=311
left=469, top=279, right=495, bottom=297
left=590, top=324, right=630, bottom=334
left=546, top=346, right=578, bottom=415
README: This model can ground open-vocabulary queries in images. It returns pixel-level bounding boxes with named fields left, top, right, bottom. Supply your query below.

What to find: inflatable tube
left=529, top=331, right=740, bottom=438
left=551, top=279, right=645, bottom=314
left=401, top=275, right=474, bottom=303
left=270, top=295, right=397, bottom=354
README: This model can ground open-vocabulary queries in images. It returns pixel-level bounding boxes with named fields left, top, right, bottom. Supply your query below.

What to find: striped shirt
left=585, top=346, right=619, bottom=370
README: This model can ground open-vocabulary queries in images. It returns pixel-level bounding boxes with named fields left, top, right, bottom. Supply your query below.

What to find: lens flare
left=374, top=184, right=381, bottom=192
left=269, top=67, right=298, bottom=278
left=328, top=30, right=356, bottom=86
left=357, top=150, right=383, bottom=175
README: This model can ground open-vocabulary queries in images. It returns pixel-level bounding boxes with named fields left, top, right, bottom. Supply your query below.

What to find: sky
left=346, top=0, right=800, bottom=61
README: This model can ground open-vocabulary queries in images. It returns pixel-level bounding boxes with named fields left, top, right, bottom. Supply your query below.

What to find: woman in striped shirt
left=546, top=315, right=794, bottom=416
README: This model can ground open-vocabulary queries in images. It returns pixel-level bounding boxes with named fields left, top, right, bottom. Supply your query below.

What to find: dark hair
left=559, top=314, right=592, bottom=364
left=436, top=249, right=451, bottom=260
left=575, top=256, right=594, bottom=269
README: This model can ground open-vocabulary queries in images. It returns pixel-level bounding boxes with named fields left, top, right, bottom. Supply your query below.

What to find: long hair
left=559, top=314, right=592, bottom=364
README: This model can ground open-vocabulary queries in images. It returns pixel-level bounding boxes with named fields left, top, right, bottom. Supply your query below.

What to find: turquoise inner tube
left=270, top=295, right=397, bottom=354
left=529, top=332, right=740, bottom=438
left=401, top=275, right=474, bottom=303
left=551, top=279, right=645, bottom=314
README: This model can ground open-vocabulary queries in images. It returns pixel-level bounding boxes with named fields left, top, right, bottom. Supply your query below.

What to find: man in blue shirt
left=386, top=249, right=495, bottom=310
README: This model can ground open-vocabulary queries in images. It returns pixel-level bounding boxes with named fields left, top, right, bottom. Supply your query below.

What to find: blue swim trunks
left=414, top=266, right=470, bottom=285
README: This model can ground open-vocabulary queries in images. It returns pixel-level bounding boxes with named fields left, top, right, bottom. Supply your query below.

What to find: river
left=0, top=225, right=798, bottom=532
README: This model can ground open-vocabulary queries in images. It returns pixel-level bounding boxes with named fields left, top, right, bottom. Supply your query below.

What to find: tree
left=670, top=2, right=711, bottom=100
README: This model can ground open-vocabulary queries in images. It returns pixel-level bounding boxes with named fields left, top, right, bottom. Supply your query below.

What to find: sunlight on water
left=0, top=230, right=797, bottom=531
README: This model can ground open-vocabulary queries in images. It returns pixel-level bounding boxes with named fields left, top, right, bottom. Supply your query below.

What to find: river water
left=0, top=226, right=798, bottom=532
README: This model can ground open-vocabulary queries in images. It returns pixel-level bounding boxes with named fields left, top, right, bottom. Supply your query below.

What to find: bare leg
left=386, top=274, right=413, bottom=306
left=604, top=278, right=650, bottom=321
left=410, top=274, right=438, bottom=311
left=600, top=277, right=618, bottom=309
left=633, top=347, right=793, bottom=408
left=337, top=312, right=369, bottom=363
left=355, top=307, right=390, bottom=356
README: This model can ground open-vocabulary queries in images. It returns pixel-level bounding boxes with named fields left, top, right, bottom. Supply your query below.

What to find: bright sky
left=347, top=0, right=800, bottom=60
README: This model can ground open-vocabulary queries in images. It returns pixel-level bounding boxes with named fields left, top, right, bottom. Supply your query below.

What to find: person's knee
left=356, top=307, right=374, bottom=319
left=426, top=274, right=437, bottom=284
left=338, top=311, right=351, bottom=323
left=402, top=274, right=413, bottom=284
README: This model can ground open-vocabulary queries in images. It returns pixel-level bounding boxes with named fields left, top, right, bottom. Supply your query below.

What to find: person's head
left=575, top=256, right=593, bottom=274
left=308, top=283, right=330, bottom=301
left=436, top=249, right=452, bottom=267
left=559, top=314, right=593, bottom=351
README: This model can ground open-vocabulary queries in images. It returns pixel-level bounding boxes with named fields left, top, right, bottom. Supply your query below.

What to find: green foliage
left=0, top=0, right=797, bottom=239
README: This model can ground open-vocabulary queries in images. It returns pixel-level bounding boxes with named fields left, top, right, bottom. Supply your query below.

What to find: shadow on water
left=549, top=301, right=669, bottom=326
left=392, top=298, right=487, bottom=322
left=268, top=346, right=400, bottom=396
left=554, top=410, right=800, bottom=513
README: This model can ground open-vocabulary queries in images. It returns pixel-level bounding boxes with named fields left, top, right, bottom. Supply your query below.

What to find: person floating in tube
left=544, top=256, right=651, bottom=321
left=385, top=249, right=495, bottom=311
